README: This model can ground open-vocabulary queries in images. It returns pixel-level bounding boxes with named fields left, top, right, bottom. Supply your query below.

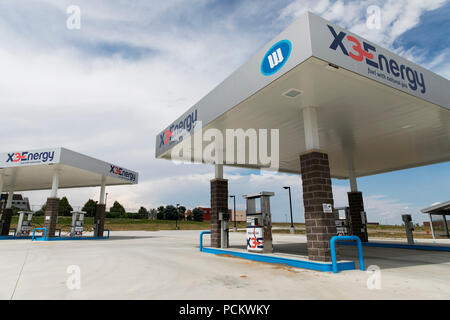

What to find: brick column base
left=210, top=178, right=228, bottom=248
left=0, top=208, right=13, bottom=236
left=44, top=198, right=59, bottom=237
left=94, top=204, right=106, bottom=237
left=300, top=151, right=338, bottom=262
left=347, top=192, right=368, bottom=242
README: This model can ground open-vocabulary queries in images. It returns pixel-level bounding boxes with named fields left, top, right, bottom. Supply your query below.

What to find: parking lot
left=1, top=230, right=449, bottom=299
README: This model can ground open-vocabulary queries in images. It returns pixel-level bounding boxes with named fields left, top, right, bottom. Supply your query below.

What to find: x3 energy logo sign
left=161, top=129, right=172, bottom=146
left=109, top=165, right=137, bottom=182
left=247, top=236, right=263, bottom=249
left=6, top=150, right=55, bottom=164
left=159, top=110, right=198, bottom=148
left=327, top=25, right=426, bottom=94
left=7, top=153, right=27, bottom=162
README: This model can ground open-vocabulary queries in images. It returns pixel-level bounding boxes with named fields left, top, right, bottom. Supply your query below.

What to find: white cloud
left=280, top=0, right=447, bottom=51
left=0, top=1, right=445, bottom=226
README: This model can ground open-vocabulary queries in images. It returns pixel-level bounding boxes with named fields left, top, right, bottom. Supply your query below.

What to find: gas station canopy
left=421, top=201, right=450, bottom=216
left=155, top=12, right=450, bottom=179
left=0, top=147, right=138, bottom=192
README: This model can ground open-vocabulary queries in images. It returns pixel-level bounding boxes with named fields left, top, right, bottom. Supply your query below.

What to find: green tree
left=138, top=206, right=149, bottom=217
left=178, top=205, right=186, bottom=220
left=82, top=199, right=97, bottom=217
left=164, top=205, right=178, bottom=220
left=110, top=201, right=126, bottom=217
left=157, top=206, right=165, bottom=220
left=59, top=197, right=73, bottom=216
left=192, top=208, right=204, bottom=222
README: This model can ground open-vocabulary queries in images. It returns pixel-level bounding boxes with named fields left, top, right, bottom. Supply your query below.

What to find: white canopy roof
left=0, top=147, right=138, bottom=192
left=421, top=201, right=450, bottom=215
left=155, top=12, right=450, bottom=179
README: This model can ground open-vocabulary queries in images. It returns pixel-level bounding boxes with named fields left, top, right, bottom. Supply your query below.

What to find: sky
left=0, top=0, right=449, bottom=224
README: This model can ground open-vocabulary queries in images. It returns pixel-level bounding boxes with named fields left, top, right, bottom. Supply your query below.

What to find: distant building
left=1, top=193, right=31, bottom=211
left=194, top=207, right=246, bottom=222
left=424, top=221, right=450, bottom=227
left=197, top=207, right=211, bottom=221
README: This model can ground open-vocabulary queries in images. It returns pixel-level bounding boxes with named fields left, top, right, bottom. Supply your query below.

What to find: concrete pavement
left=0, top=230, right=448, bottom=299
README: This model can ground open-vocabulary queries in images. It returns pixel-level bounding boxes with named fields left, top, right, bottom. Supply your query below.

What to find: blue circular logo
left=261, top=40, right=292, bottom=76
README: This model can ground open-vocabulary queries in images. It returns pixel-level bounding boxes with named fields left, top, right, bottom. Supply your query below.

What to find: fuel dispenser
left=360, top=210, right=368, bottom=237
left=16, top=211, right=34, bottom=236
left=70, top=211, right=86, bottom=237
left=402, top=214, right=415, bottom=244
left=219, top=212, right=230, bottom=248
left=337, top=207, right=368, bottom=241
left=93, top=219, right=101, bottom=237
left=334, top=207, right=349, bottom=236
left=243, top=192, right=274, bottom=253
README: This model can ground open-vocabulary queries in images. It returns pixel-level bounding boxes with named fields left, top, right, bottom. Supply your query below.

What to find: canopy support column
left=5, top=190, right=13, bottom=209
left=44, top=169, right=60, bottom=238
left=347, top=191, right=368, bottom=242
left=95, top=176, right=106, bottom=237
left=300, top=106, right=338, bottom=262
left=347, top=165, right=368, bottom=242
left=428, top=214, right=436, bottom=239
left=215, top=164, right=223, bottom=179
left=99, top=176, right=106, bottom=205
left=349, top=171, right=358, bottom=193
left=444, top=215, right=449, bottom=238
left=50, top=169, right=60, bottom=198
left=210, top=164, right=228, bottom=248
left=303, top=106, right=320, bottom=150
